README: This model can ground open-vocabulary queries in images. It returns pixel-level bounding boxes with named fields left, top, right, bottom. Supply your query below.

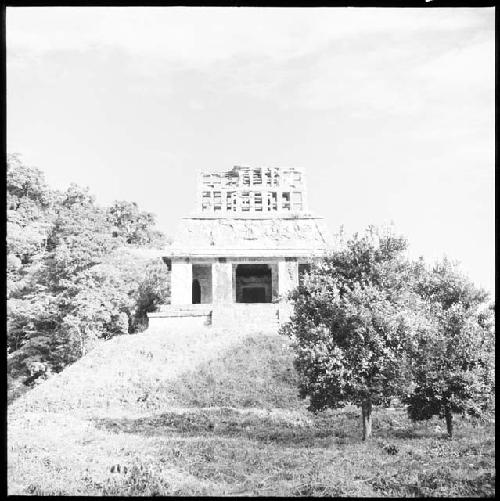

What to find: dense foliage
left=281, top=226, right=495, bottom=439
left=281, top=227, right=417, bottom=439
left=7, top=154, right=171, bottom=395
left=404, top=258, right=495, bottom=437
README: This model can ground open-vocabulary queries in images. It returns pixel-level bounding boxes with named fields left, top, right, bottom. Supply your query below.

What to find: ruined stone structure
left=148, top=166, right=335, bottom=330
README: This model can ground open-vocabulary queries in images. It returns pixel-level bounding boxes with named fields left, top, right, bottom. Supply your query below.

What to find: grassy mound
left=10, top=327, right=300, bottom=415
left=8, top=326, right=496, bottom=496
left=168, top=333, right=302, bottom=409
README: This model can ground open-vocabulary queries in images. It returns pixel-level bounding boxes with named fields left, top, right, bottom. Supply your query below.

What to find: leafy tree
left=281, top=226, right=419, bottom=440
left=7, top=291, right=61, bottom=377
left=107, top=200, right=167, bottom=247
left=44, top=184, right=117, bottom=280
left=132, top=258, right=171, bottom=331
left=7, top=156, right=171, bottom=394
left=7, top=153, right=52, bottom=209
left=7, top=154, right=57, bottom=294
left=404, top=258, right=495, bottom=437
left=8, top=250, right=170, bottom=380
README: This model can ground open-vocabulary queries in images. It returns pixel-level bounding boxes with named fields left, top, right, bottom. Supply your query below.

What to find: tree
left=44, top=184, right=117, bottom=280
left=132, top=258, right=171, bottom=331
left=404, top=258, right=495, bottom=438
left=106, top=200, right=167, bottom=247
left=281, top=226, right=419, bottom=440
left=7, top=154, right=57, bottom=296
left=7, top=156, right=171, bottom=394
left=7, top=153, right=52, bottom=209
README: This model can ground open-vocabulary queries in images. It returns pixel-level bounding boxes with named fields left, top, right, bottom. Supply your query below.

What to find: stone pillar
left=232, top=264, right=237, bottom=302
left=278, top=259, right=298, bottom=299
left=278, top=259, right=298, bottom=323
left=213, top=260, right=233, bottom=303
left=270, top=262, right=279, bottom=301
left=171, top=260, right=192, bottom=305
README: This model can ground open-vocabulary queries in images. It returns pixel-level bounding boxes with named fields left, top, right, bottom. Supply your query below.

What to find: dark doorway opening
left=192, top=279, right=201, bottom=304
left=235, top=264, right=272, bottom=303
left=242, top=287, right=266, bottom=303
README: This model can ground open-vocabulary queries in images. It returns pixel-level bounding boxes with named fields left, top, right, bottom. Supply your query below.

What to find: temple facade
left=148, top=165, right=335, bottom=330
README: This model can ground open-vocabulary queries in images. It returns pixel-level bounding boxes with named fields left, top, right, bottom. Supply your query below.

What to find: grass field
left=8, top=327, right=495, bottom=496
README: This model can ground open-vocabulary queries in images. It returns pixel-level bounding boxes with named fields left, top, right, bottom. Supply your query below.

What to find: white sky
left=7, top=7, right=495, bottom=294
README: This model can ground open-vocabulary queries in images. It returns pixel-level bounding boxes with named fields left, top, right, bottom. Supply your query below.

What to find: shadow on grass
left=89, top=325, right=455, bottom=447
left=92, top=407, right=358, bottom=448
left=154, top=331, right=304, bottom=410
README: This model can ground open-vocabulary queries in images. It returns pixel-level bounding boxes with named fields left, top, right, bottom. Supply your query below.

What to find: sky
left=7, top=7, right=495, bottom=294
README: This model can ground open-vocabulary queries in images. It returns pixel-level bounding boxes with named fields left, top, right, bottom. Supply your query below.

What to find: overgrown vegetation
left=281, top=226, right=495, bottom=440
left=7, top=154, right=171, bottom=400
left=8, top=329, right=495, bottom=496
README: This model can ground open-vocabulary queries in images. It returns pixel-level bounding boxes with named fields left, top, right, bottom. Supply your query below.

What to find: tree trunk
left=361, top=398, right=373, bottom=441
left=445, top=409, right=453, bottom=438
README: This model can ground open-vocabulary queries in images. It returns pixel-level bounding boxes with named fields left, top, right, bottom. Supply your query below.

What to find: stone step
left=149, top=303, right=285, bottom=329
left=158, top=304, right=211, bottom=313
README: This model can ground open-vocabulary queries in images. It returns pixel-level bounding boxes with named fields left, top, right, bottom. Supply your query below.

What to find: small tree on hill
left=281, top=226, right=421, bottom=440
left=405, top=259, right=495, bottom=438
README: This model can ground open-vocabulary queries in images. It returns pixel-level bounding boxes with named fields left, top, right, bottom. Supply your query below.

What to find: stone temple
left=148, top=165, right=335, bottom=330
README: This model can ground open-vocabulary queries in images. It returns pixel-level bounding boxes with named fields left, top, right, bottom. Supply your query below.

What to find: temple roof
left=196, top=165, right=308, bottom=215
left=166, top=215, right=336, bottom=258
left=161, top=165, right=337, bottom=258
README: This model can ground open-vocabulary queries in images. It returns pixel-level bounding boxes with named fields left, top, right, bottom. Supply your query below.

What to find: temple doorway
left=235, top=264, right=272, bottom=303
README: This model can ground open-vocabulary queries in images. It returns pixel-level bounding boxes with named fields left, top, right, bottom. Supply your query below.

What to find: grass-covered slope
left=10, top=326, right=301, bottom=414
left=8, top=326, right=495, bottom=496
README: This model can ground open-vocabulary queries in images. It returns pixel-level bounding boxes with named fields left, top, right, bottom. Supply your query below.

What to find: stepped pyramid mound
left=8, top=326, right=308, bottom=495
left=149, top=165, right=336, bottom=330
left=9, top=327, right=298, bottom=417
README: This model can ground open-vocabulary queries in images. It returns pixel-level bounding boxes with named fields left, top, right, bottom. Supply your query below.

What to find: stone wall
left=148, top=305, right=212, bottom=330
left=171, top=260, right=192, bottom=304
left=148, top=302, right=300, bottom=331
